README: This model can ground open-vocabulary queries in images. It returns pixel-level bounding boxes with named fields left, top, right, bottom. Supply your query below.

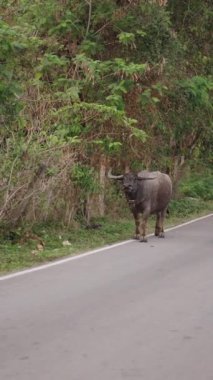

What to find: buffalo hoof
left=158, top=232, right=165, bottom=238
left=140, top=237, right=148, bottom=243
left=155, top=228, right=160, bottom=236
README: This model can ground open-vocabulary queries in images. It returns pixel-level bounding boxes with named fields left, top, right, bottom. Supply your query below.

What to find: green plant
left=0, top=0, right=212, bottom=230
left=180, top=173, right=213, bottom=201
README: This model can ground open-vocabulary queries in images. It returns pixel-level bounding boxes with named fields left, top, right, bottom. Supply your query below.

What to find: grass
left=0, top=218, right=134, bottom=274
left=0, top=198, right=212, bottom=275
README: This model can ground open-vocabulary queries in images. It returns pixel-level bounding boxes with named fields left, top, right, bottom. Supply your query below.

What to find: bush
left=180, top=174, right=213, bottom=200
left=169, top=198, right=206, bottom=217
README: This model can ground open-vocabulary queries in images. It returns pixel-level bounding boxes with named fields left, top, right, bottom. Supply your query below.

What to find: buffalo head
left=108, top=170, right=143, bottom=199
left=108, top=169, right=159, bottom=198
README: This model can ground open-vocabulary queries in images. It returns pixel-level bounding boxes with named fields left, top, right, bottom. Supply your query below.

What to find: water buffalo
left=108, top=170, right=172, bottom=242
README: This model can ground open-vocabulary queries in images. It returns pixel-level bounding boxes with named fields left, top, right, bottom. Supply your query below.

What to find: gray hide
left=108, top=170, right=172, bottom=242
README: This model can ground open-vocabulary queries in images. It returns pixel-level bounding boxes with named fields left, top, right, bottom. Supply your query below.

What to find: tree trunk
left=98, top=156, right=106, bottom=217
left=84, top=194, right=92, bottom=225
left=172, top=155, right=185, bottom=196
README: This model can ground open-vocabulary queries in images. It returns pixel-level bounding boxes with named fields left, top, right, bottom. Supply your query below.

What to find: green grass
left=179, top=173, right=213, bottom=200
left=0, top=199, right=212, bottom=274
left=0, top=218, right=134, bottom=274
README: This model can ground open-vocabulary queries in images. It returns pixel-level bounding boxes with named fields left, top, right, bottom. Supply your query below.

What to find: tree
left=0, top=0, right=212, bottom=226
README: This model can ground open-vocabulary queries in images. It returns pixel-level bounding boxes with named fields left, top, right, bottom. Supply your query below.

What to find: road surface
left=0, top=215, right=213, bottom=380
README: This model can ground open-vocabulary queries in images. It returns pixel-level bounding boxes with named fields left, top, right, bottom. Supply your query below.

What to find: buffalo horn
left=107, top=169, right=124, bottom=180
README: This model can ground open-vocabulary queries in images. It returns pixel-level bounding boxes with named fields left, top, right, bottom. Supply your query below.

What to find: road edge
left=1, top=213, right=212, bottom=281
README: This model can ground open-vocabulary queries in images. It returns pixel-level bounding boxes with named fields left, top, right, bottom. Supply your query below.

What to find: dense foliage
left=0, top=0, right=212, bottom=227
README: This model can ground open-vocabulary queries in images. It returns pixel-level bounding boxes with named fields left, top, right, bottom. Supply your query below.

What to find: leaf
left=131, top=127, right=147, bottom=142
left=35, top=72, right=43, bottom=80
left=62, top=240, right=72, bottom=246
left=55, top=86, right=80, bottom=102
left=118, top=32, right=135, bottom=46
left=108, top=142, right=122, bottom=151
left=152, top=97, right=160, bottom=103
left=106, top=94, right=124, bottom=110
left=92, top=140, right=104, bottom=145
left=136, top=30, right=147, bottom=37
left=68, top=136, right=82, bottom=144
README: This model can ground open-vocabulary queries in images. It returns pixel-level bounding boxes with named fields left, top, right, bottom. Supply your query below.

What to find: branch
left=85, top=0, right=92, bottom=38
left=0, top=184, right=26, bottom=221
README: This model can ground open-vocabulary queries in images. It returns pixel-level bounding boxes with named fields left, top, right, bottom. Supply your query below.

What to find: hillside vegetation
left=0, top=0, right=212, bottom=241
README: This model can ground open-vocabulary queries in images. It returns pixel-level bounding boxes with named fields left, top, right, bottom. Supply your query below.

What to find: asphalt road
left=0, top=215, right=213, bottom=380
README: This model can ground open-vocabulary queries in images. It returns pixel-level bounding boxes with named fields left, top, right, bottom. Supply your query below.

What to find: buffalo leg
left=155, top=212, right=161, bottom=236
left=139, top=214, right=149, bottom=243
left=133, top=211, right=140, bottom=239
left=158, top=210, right=166, bottom=238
